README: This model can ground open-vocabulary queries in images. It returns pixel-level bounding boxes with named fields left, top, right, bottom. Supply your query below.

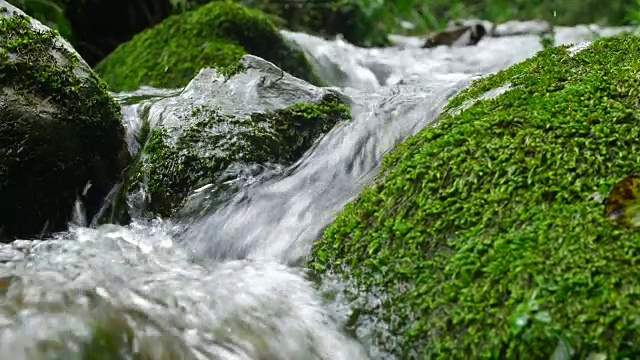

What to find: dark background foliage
left=8, top=0, right=640, bottom=67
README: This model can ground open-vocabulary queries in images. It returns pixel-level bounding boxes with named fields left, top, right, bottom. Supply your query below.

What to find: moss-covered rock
left=0, top=3, right=128, bottom=240
left=310, top=35, right=640, bottom=358
left=129, top=60, right=351, bottom=217
left=93, top=1, right=321, bottom=92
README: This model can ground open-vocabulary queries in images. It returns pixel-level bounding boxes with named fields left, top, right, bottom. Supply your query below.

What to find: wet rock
left=421, top=18, right=555, bottom=49
left=448, top=18, right=554, bottom=38
left=94, top=1, right=322, bottom=92
left=311, top=34, right=640, bottom=357
left=126, top=55, right=351, bottom=218
left=422, top=23, right=487, bottom=48
left=0, top=2, right=128, bottom=240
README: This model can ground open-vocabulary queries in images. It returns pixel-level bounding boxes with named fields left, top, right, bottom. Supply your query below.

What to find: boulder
left=126, top=55, right=351, bottom=218
left=93, top=1, right=322, bottom=92
left=0, top=2, right=128, bottom=240
left=425, top=19, right=554, bottom=50
left=422, top=23, right=487, bottom=48
left=311, top=35, right=640, bottom=358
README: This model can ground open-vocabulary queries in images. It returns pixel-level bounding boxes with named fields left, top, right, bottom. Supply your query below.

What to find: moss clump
left=133, top=92, right=350, bottom=217
left=94, top=1, right=321, bottom=92
left=0, top=7, right=128, bottom=240
left=311, top=35, right=640, bottom=358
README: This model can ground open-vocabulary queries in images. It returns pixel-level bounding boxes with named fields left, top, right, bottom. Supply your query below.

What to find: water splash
left=176, top=24, right=630, bottom=267
left=0, top=224, right=367, bottom=359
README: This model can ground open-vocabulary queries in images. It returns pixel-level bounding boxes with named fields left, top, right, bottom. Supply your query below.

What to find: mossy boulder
left=0, top=3, right=128, bottom=240
left=310, top=35, right=640, bottom=358
left=128, top=56, right=351, bottom=217
left=93, top=1, right=321, bottom=92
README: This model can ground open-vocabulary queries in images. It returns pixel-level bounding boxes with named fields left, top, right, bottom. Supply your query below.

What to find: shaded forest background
left=7, top=0, right=640, bottom=67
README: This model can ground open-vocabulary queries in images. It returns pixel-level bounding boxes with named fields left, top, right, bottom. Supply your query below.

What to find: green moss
left=311, top=35, right=640, bottom=358
left=0, top=8, right=127, bottom=239
left=94, top=1, right=321, bottom=92
left=132, top=92, right=350, bottom=217
left=250, top=94, right=352, bottom=163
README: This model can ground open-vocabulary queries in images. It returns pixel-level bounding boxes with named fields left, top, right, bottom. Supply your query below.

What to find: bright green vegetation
left=311, top=34, right=640, bottom=358
left=0, top=7, right=127, bottom=240
left=132, top=93, right=351, bottom=217
left=93, top=1, right=321, bottom=92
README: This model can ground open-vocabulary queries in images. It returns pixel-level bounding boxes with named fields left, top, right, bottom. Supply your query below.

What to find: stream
left=0, top=22, right=629, bottom=359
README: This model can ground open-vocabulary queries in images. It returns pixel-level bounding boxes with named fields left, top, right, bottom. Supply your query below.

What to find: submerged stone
left=126, top=55, right=351, bottom=218
left=93, top=1, right=322, bottom=92
left=0, top=2, right=128, bottom=240
left=311, top=34, right=640, bottom=358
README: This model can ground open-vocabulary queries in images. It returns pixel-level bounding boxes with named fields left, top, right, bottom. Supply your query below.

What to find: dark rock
left=0, top=2, right=129, bottom=240
left=422, top=23, right=487, bottom=48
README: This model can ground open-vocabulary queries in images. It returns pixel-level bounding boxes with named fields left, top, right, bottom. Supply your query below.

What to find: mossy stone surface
left=94, top=1, right=321, bottom=92
left=0, top=5, right=128, bottom=240
left=133, top=92, right=351, bottom=217
left=310, top=35, right=640, bottom=358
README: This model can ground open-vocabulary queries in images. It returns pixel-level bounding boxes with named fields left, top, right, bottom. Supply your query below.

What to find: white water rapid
left=0, top=23, right=628, bottom=359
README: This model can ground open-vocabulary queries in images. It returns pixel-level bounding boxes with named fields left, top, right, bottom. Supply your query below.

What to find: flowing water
left=0, top=22, right=629, bottom=359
